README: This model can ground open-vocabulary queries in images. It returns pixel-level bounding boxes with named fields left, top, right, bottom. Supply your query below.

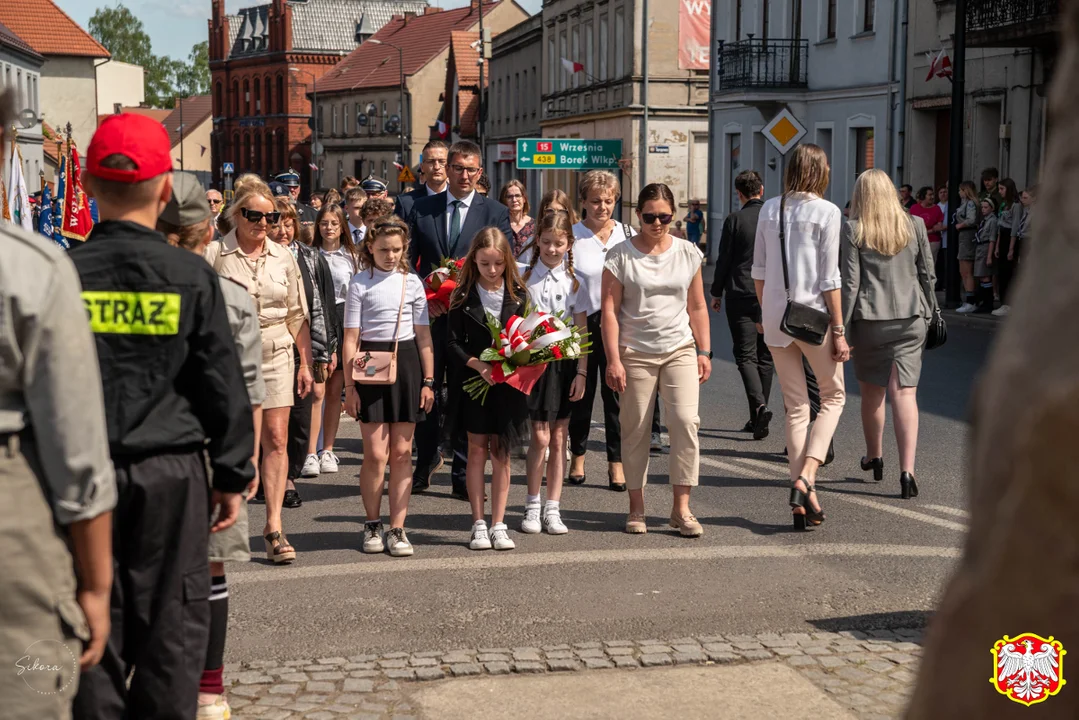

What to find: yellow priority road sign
left=398, top=166, right=416, bottom=183
left=762, top=108, right=807, bottom=156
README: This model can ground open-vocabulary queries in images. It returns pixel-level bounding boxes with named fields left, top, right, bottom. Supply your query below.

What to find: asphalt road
left=226, top=293, right=996, bottom=663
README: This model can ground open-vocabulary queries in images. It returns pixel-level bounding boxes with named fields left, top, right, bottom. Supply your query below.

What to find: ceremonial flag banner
left=55, top=154, right=67, bottom=232
left=7, top=142, right=32, bottom=231
left=561, top=58, right=584, bottom=74
left=437, top=120, right=449, bottom=139
left=61, top=145, right=94, bottom=242
left=678, top=0, right=711, bottom=70
left=38, top=184, right=67, bottom=249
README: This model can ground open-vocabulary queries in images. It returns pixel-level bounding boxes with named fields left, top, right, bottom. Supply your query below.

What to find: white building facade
left=0, top=24, right=45, bottom=187
left=709, top=0, right=904, bottom=245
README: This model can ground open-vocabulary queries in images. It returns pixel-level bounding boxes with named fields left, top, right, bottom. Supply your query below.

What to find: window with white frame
left=559, top=29, right=567, bottom=90
left=571, top=24, right=580, bottom=89
left=614, top=8, right=625, bottom=78
left=584, top=21, right=594, bottom=81
left=548, top=34, right=556, bottom=93
left=599, top=15, right=608, bottom=81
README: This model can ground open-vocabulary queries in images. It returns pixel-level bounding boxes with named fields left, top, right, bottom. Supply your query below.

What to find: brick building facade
left=208, top=0, right=426, bottom=196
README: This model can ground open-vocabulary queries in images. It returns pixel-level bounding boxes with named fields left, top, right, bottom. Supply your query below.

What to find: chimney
left=424, top=6, right=443, bottom=14
left=402, top=11, right=417, bottom=25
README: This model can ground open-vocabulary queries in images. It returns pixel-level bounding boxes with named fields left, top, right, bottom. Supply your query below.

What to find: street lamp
left=290, top=66, right=320, bottom=193
left=367, top=39, right=408, bottom=188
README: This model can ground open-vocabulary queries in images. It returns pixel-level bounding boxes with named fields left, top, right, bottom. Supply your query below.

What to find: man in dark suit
left=408, top=140, right=513, bottom=499
left=395, top=140, right=449, bottom=221
left=712, top=169, right=774, bottom=440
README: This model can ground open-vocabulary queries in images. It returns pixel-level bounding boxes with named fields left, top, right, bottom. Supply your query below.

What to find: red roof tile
left=97, top=107, right=172, bottom=127
left=42, top=122, right=72, bottom=164
left=0, top=0, right=109, bottom=58
left=450, top=31, right=484, bottom=85
left=445, top=31, right=487, bottom=138
left=315, top=3, right=499, bottom=95
left=0, top=20, right=43, bottom=63
left=161, top=96, right=213, bottom=148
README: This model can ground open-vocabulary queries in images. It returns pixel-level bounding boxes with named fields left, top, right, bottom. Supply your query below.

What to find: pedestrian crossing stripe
left=81, top=291, right=181, bottom=335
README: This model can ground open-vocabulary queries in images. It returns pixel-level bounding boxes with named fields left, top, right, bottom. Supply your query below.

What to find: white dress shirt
left=348, top=222, right=366, bottom=247
left=426, top=183, right=445, bottom=196
left=524, top=258, right=587, bottom=318
left=572, top=220, right=636, bottom=316
left=751, top=192, right=843, bottom=348
left=320, top=246, right=359, bottom=304
left=445, top=189, right=476, bottom=245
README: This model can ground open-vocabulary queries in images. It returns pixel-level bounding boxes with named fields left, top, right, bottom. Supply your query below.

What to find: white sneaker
left=956, top=302, right=976, bottom=314
left=650, top=432, right=662, bottom=452
left=520, top=502, right=542, bottom=534
left=543, top=505, right=568, bottom=535
left=362, top=521, right=384, bottom=553
left=319, top=450, right=339, bottom=473
left=991, top=304, right=1011, bottom=317
left=490, top=522, right=515, bottom=550
left=301, top=453, right=321, bottom=478
left=196, top=695, right=231, bottom=720
left=386, top=527, right=414, bottom=557
left=469, top=520, right=492, bottom=550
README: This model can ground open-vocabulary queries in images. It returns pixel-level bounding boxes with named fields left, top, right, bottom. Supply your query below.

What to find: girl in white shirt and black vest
left=343, top=217, right=435, bottom=558
left=519, top=211, right=589, bottom=536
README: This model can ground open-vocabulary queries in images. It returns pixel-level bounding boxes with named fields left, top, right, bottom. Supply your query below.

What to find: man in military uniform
left=0, top=95, right=117, bottom=720
left=361, top=173, right=389, bottom=200
left=275, top=168, right=317, bottom=225
left=69, top=113, right=254, bottom=720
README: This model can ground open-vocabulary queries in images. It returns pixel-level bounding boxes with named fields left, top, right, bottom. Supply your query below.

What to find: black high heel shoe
left=608, top=467, right=627, bottom=492
left=860, top=456, right=884, bottom=481
left=789, top=477, right=826, bottom=530
left=899, top=472, right=919, bottom=499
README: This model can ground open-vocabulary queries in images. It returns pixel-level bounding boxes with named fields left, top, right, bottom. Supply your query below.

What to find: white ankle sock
left=545, top=499, right=560, bottom=511
left=526, top=494, right=540, bottom=506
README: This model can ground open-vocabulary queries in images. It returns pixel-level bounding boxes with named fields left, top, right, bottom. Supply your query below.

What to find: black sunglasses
left=641, top=213, right=673, bottom=225
left=241, top=208, right=281, bottom=224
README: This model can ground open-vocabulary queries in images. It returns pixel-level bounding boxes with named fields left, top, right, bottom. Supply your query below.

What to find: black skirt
left=527, top=359, right=576, bottom=423
left=333, top=302, right=346, bottom=368
left=356, top=339, right=427, bottom=424
left=459, top=373, right=528, bottom=451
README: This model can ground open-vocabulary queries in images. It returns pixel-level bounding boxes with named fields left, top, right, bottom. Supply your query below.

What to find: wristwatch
left=696, top=348, right=713, bottom=360
left=831, top=324, right=846, bottom=337
left=422, top=378, right=435, bottom=388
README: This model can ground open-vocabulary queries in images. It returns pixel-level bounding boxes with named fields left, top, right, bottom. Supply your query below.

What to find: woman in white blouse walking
left=343, top=217, right=435, bottom=557
left=602, top=183, right=712, bottom=536
left=752, top=144, right=849, bottom=531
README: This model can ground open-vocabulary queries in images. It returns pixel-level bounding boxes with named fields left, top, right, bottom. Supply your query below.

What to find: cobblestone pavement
left=224, top=627, right=923, bottom=719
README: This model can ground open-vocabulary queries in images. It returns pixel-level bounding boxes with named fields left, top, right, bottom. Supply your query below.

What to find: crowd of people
left=1, top=84, right=1021, bottom=719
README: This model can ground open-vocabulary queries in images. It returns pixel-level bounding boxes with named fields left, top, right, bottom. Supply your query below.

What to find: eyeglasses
left=450, top=164, right=482, bottom=176
left=641, top=213, right=673, bottom=225
left=241, top=208, right=281, bottom=224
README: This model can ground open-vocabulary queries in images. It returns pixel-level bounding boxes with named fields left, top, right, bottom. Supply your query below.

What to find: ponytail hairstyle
left=450, top=227, right=526, bottom=309
left=524, top=210, right=579, bottom=292
left=358, top=215, right=412, bottom=276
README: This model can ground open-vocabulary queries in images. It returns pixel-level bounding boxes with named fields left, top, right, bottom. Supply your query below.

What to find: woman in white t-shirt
left=602, top=183, right=712, bottom=537
left=567, top=170, right=660, bottom=492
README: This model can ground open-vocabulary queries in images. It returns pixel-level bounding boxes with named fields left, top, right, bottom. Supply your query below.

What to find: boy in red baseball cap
left=69, top=113, right=255, bottom=720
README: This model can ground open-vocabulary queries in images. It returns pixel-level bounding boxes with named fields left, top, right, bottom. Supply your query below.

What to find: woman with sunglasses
left=205, top=179, right=314, bottom=564
left=601, top=183, right=711, bottom=536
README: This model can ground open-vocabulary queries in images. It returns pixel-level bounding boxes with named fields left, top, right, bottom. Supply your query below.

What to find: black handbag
left=910, top=216, right=948, bottom=350
left=778, top=194, right=831, bottom=345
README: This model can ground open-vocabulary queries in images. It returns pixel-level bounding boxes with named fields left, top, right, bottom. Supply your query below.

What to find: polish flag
left=436, top=120, right=449, bottom=138
left=561, top=58, right=584, bottom=74
left=925, top=49, right=953, bottom=82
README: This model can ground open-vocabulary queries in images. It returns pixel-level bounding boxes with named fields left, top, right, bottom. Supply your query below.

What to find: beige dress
left=206, top=230, right=308, bottom=409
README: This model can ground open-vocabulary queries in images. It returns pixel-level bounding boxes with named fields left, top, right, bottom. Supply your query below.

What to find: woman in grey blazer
left=841, top=169, right=937, bottom=499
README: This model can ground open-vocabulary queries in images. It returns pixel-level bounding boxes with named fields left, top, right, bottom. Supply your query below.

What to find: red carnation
left=551, top=346, right=563, bottom=359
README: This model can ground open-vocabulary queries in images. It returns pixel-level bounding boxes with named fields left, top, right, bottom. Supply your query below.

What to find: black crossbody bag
left=778, top=194, right=832, bottom=345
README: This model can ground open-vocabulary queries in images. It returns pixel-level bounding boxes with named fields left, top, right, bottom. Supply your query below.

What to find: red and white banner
left=678, top=0, right=711, bottom=70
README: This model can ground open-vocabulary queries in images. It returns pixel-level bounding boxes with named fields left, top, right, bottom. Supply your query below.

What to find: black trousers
left=286, top=353, right=314, bottom=480
left=805, top=356, right=822, bottom=420
left=996, top=228, right=1018, bottom=305
left=725, top=296, right=774, bottom=419
left=414, top=317, right=467, bottom=484
left=569, top=311, right=660, bottom=462
left=73, top=450, right=211, bottom=720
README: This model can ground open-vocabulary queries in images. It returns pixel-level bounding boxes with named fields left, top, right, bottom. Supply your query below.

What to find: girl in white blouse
left=342, top=217, right=435, bottom=558
left=519, top=211, right=588, bottom=536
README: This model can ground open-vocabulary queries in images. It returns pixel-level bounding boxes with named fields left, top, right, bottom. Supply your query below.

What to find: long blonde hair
left=450, top=227, right=526, bottom=309
left=849, top=169, right=912, bottom=256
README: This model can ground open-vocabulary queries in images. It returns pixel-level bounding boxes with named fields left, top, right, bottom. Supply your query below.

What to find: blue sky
left=56, top=0, right=540, bottom=63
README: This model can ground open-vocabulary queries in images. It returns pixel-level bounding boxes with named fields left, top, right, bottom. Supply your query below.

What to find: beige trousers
left=619, top=343, right=700, bottom=491
left=770, top=334, right=846, bottom=482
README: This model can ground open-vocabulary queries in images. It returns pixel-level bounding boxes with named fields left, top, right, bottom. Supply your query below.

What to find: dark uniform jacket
left=68, top=220, right=255, bottom=493
left=296, top=201, right=318, bottom=226
left=712, top=198, right=764, bottom=303
left=393, top=185, right=431, bottom=222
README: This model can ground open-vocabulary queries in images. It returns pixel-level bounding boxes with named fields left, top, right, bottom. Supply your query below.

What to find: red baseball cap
left=87, top=113, right=173, bottom=183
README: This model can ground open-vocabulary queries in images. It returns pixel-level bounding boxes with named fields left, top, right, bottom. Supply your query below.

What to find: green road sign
left=516, top=138, right=623, bottom=170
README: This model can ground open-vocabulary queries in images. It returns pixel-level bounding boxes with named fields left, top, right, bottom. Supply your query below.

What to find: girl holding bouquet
left=448, top=228, right=531, bottom=551
left=519, top=211, right=589, bottom=535
left=343, top=217, right=435, bottom=557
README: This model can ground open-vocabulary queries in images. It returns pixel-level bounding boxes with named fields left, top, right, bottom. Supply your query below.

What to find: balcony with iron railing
left=715, top=38, right=809, bottom=94
left=966, top=0, right=1058, bottom=48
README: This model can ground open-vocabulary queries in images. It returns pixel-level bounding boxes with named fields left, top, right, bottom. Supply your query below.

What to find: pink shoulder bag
left=352, top=275, right=408, bottom=386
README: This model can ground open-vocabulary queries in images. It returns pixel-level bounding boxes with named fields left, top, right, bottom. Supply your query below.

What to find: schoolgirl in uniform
left=519, top=211, right=588, bottom=534
left=447, top=228, right=530, bottom=551
left=342, top=216, right=435, bottom=557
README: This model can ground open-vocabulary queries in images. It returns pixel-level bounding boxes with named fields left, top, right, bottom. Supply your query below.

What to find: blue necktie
left=449, top=200, right=462, bottom=254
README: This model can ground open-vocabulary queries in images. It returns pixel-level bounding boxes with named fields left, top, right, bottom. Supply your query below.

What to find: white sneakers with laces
left=520, top=502, right=542, bottom=534
left=319, top=450, right=339, bottom=473
left=362, top=521, right=384, bottom=553
left=386, top=527, right=413, bottom=557
left=490, top=523, right=515, bottom=550
left=956, top=302, right=977, bottom=314
left=301, top=453, right=320, bottom=478
left=469, top=520, right=492, bottom=550
left=542, top=504, right=568, bottom=535
left=991, top=304, right=1011, bottom=317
